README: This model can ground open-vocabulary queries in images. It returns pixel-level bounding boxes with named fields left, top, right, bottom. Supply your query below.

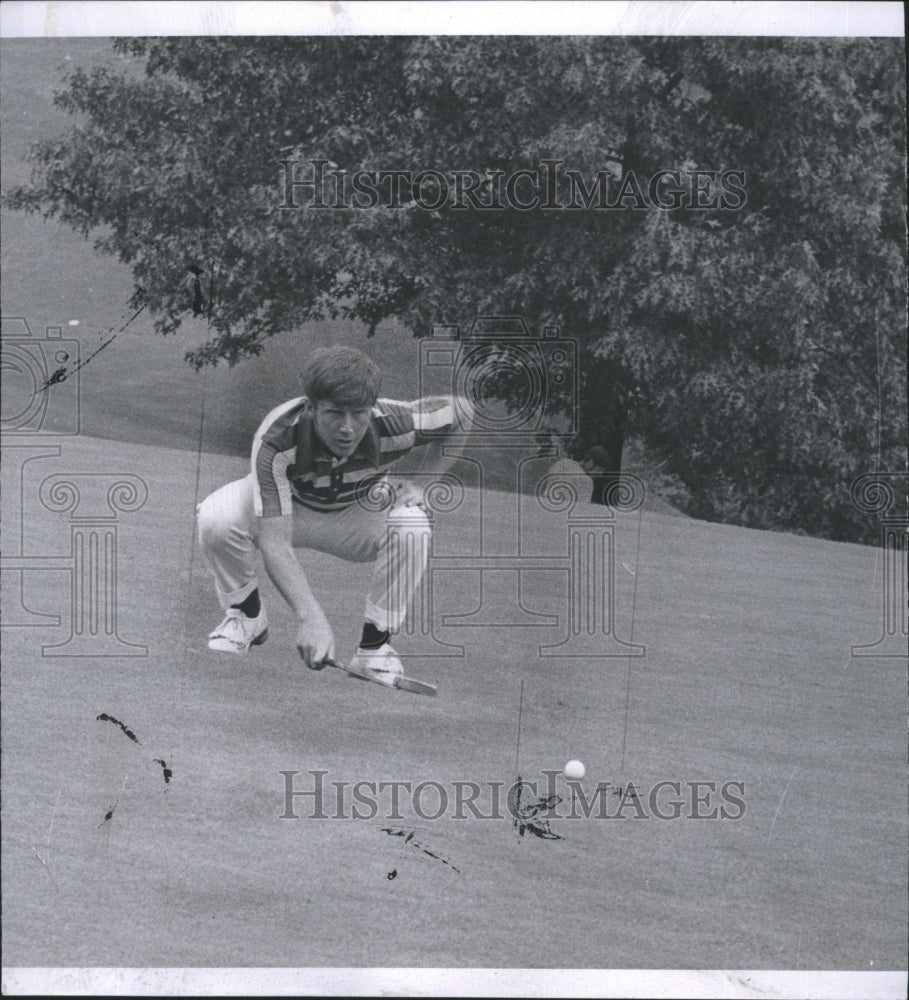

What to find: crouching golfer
left=197, top=345, right=468, bottom=685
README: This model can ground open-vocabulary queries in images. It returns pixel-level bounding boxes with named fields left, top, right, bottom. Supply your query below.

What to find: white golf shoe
left=208, top=607, right=269, bottom=654
left=348, top=642, right=404, bottom=686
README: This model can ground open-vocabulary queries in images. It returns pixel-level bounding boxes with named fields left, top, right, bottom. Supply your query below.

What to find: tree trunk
left=587, top=403, right=626, bottom=506
left=570, top=353, right=629, bottom=505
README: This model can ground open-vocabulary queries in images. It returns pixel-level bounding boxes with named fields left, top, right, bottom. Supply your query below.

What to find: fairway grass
left=2, top=37, right=906, bottom=980
left=1, top=433, right=905, bottom=970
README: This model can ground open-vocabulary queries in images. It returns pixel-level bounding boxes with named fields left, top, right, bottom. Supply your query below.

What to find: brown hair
left=301, top=346, right=381, bottom=407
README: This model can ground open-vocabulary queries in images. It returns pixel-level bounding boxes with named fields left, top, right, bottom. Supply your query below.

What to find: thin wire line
left=513, top=678, right=526, bottom=837
left=514, top=678, right=525, bottom=774
left=620, top=467, right=647, bottom=773
left=179, top=266, right=215, bottom=658
left=182, top=368, right=209, bottom=643
left=874, top=305, right=881, bottom=465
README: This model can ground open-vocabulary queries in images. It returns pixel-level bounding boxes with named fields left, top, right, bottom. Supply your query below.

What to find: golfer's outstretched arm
left=257, top=515, right=334, bottom=667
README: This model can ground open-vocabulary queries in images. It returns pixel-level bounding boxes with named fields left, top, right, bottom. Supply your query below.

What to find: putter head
left=393, top=675, right=437, bottom=696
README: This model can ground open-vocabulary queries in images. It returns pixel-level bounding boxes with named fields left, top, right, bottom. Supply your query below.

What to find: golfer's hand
left=296, top=615, right=335, bottom=670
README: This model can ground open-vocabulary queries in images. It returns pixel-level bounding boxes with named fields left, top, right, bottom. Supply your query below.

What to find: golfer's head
left=302, top=346, right=381, bottom=458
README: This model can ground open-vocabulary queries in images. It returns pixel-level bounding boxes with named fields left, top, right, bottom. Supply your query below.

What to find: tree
left=6, top=36, right=906, bottom=543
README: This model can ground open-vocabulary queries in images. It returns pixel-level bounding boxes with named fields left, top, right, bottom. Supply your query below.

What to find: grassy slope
left=1, top=433, right=906, bottom=969
left=2, top=38, right=906, bottom=974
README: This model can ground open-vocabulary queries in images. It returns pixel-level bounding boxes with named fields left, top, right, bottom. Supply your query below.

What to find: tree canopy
left=6, top=36, right=906, bottom=543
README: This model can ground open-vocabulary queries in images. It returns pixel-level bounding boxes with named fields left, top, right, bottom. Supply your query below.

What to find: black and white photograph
left=1, top=2, right=906, bottom=997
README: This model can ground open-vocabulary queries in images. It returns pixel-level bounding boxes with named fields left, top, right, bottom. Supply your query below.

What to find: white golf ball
left=565, top=759, right=585, bottom=780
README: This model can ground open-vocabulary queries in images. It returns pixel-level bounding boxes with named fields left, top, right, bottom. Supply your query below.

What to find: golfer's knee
left=197, top=495, right=241, bottom=550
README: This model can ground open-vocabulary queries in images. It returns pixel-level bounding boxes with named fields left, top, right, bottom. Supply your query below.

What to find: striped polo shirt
left=251, top=395, right=456, bottom=517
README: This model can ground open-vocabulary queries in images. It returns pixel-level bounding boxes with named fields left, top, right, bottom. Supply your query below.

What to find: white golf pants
left=196, top=474, right=431, bottom=632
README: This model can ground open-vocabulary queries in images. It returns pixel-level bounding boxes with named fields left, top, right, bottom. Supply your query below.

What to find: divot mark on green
left=96, top=712, right=140, bottom=745
left=381, top=826, right=461, bottom=875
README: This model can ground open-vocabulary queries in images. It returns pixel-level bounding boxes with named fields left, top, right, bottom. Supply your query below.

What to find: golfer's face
left=312, top=400, right=372, bottom=458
